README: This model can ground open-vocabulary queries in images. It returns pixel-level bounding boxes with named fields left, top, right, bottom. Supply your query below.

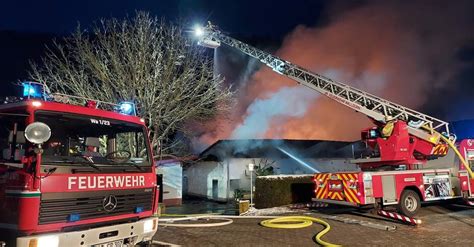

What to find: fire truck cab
left=0, top=82, right=159, bottom=247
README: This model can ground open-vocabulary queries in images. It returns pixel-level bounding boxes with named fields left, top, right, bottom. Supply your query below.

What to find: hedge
left=254, top=175, right=314, bottom=209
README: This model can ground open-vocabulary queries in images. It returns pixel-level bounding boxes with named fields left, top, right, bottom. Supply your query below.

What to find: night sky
left=1, top=0, right=473, bottom=124
left=0, top=0, right=332, bottom=96
left=1, top=0, right=331, bottom=36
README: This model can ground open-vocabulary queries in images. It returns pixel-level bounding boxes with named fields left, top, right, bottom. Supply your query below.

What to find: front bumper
left=17, top=217, right=158, bottom=247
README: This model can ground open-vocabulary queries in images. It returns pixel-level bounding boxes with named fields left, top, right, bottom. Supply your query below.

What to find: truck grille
left=39, top=188, right=153, bottom=224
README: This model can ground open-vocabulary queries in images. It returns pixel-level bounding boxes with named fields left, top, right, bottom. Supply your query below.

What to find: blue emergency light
left=134, top=206, right=144, bottom=213
left=22, top=82, right=44, bottom=99
left=118, top=101, right=136, bottom=116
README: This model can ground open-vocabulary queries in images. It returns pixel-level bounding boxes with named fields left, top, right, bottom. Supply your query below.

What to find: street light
left=248, top=163, right=254, bottom=208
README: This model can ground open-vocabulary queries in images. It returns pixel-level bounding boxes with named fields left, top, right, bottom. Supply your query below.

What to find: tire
left=397, top=190, right=420, bottom=217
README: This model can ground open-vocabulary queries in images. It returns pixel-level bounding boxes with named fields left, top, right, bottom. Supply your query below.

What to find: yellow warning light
left=428, top=133, right=440, bottom=144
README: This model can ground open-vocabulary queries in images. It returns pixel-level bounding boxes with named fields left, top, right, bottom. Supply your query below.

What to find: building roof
left=199, top=139, right=365, bottom=161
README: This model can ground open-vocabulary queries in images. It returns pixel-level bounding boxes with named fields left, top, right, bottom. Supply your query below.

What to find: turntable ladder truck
left=195, top=23, right=474, bottom=223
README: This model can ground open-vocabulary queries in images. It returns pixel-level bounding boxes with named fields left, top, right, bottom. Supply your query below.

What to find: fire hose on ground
left=157, top=214, right=341, bottom=246
left=260, top=216, right=341, bottom=247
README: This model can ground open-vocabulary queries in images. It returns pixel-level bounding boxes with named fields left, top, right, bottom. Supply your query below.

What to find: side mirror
left=24, top=122, right=51, bottom=145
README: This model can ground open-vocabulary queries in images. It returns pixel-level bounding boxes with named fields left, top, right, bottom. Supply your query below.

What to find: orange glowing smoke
left=192, top=1, right=473, bottom=151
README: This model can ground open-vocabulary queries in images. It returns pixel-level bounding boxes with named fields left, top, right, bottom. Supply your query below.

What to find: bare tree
left=252, top=158, right=276, bottom=176
left=29, top=12, right=233, bottom=157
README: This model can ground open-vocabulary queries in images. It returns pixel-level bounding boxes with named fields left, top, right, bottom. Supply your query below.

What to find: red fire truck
left=312, top=136, right=474, bottom=220
left=0, top=82, right=159, bottom=246
left=194, top=23, right=474, bottom=223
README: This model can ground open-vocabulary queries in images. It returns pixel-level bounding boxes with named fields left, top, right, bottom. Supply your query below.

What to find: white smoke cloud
left=231, top=86, right=317, bottom=139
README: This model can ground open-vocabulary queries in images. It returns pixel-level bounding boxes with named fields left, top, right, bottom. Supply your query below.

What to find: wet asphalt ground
left=153, top=199, right=474, bottom=246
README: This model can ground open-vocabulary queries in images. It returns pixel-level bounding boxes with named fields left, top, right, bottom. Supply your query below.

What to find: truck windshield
left=36, top=111, right=150, bottom=167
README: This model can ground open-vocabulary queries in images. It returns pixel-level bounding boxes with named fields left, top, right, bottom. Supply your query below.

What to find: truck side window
left=0, top=114, right=28, bottom=163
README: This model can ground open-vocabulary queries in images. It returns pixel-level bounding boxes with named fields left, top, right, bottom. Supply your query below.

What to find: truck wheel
left=397, top=190, right=420, bottom=217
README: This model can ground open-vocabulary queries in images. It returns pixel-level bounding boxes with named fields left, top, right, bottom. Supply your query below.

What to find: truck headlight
left=29, top=235, right=59, bottom=247
left=143, top=218, right=157, bottom=234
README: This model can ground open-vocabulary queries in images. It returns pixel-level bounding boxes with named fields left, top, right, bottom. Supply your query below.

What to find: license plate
left=92, top=240, right=123, bottom=247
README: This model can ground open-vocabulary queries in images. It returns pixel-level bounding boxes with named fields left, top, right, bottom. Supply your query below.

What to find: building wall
left=277, top=158, right=359, bottom=174
left=184, top=161, right=229, bottom=201
left=228, top=158, right=254, bottom=198
left=156, top=161, right=183, bottom=206
left=185, top=157, right=358, bottom=201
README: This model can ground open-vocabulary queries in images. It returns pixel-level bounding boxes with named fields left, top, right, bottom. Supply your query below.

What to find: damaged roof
left=200, top=139, right=366, bottom=161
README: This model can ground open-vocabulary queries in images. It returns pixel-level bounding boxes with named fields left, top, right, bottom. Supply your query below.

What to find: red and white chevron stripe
left=377, top=210, right=421, bottom=225
left=465, top=200, right=474, bottom=206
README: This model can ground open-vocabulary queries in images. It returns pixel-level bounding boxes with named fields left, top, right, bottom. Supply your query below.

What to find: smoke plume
left=231, top=86, right=317, bottom=139
left=192, top=0, right=474, bottom=152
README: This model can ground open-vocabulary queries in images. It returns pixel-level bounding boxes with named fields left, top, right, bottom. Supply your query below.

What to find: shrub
left=233, top=189, right=250, bottom=201
left=254, top=175, right=314, bottom=209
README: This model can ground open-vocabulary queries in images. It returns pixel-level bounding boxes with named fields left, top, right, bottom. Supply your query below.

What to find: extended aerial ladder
left=195, top=23, right=474, bottom=221
left=194, top=23, right=458, bottom=169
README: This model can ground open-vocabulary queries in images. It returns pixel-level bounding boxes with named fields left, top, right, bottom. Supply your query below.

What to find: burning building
left=183, top=139, right=365, bottom=201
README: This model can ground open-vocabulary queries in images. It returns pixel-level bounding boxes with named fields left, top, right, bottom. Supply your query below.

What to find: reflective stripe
left=5, top=190, right=41, bottom=198
left=342, top=179, right=359, bottom=203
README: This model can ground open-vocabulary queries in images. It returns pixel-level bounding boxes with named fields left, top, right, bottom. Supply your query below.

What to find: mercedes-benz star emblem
left=102, top=195, right=118, bottom=212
